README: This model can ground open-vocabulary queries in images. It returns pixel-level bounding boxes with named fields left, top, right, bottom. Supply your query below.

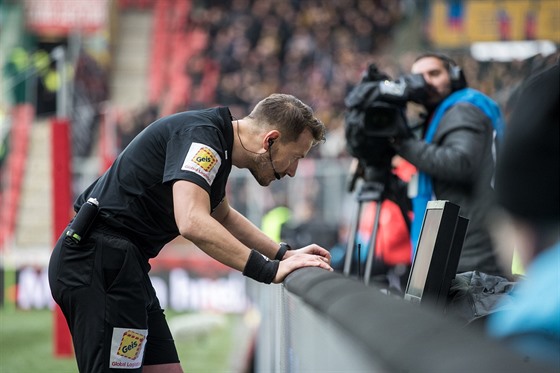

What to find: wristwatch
left=274, top=242, right=292, bottom=261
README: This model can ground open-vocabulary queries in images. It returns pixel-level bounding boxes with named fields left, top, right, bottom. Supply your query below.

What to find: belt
left=91, top=218, right=152, bottom=272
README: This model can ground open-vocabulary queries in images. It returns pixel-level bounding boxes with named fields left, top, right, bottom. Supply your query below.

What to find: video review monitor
left=404, top=200, right=469, bottom=310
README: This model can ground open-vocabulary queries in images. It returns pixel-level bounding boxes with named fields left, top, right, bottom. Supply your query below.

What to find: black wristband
left=243, top=250, right=279, bottom=284
left=274, top=242, right=291, bottom=261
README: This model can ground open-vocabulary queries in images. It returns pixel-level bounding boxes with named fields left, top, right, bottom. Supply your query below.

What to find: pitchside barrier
left=248, top=267, right=555, bottom=373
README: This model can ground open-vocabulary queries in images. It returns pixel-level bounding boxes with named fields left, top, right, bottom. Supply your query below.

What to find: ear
left=264, top=130, right=280, bottom=150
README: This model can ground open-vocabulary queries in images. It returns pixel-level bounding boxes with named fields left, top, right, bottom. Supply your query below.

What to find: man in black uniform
left=48, top=93, right=333, bottom=373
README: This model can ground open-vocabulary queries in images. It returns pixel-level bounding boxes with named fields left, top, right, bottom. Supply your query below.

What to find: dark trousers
left=48, top=223, right=179, bottom=372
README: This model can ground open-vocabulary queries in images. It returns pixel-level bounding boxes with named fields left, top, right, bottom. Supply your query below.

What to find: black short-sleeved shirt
left=75, top=107, right=234, bottom=258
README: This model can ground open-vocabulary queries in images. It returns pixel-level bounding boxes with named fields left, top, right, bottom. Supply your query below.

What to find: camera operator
left=392, top=52, right=507, bottom=277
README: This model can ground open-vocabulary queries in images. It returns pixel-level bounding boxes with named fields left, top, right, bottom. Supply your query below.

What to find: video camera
left=344, top=64, right=428, bottom=172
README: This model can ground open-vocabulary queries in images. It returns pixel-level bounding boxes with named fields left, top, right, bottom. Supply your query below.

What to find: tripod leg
left=343, top=200, right=363, bottom=276
left=364, top=200, right=383, bottom=285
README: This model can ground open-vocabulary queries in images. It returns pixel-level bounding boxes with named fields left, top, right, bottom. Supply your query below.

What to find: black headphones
left=438, top=54, right=467, bottom=91
left=416, top=52, right=468, bottom=91
left=268, top=138, right=274, bottom=147
left=444, top=56, right=464, bottom=86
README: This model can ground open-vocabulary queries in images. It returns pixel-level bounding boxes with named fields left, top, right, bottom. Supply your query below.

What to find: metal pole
left=343, top=198, right=363, bottom=276
left=51, top=46, right=68, bottom=119
left=364, top=200, right=383, bottom=285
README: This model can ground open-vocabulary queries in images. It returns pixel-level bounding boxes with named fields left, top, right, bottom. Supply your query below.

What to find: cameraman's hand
left=273, top=247, right=333, bottom=283
left=389, top=121, right=415, bottom=149
left=362, top=63, right=391, bottom=83
left=389, top=135, right=408, bottom=148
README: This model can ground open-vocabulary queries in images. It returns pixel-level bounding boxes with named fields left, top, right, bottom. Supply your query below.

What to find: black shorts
left=48, top=222, right=180, bottom=372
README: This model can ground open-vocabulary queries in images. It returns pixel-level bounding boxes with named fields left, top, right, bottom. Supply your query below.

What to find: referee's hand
left=273, top=245, right=333, bottom=283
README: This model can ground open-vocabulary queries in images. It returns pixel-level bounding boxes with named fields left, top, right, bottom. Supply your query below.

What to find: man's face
left=251, top=129, right=315, bottom=186
left=411, top=56, right=453, bottom=108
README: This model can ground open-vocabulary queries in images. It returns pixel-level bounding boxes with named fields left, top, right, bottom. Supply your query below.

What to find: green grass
left=0, top=308, right=247, bottom=373
left=0, top=309, right=77, bottom=373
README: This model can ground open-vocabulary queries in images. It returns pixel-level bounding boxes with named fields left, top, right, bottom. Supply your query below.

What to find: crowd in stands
left=200, top=0, right=402, bottom=124
left=116, top=0, right=403, bottom=152
left=115, top=0, right=558, bottom=158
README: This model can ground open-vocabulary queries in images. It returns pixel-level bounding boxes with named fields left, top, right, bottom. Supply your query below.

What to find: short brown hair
left=249, top=93, right=326, bottom=145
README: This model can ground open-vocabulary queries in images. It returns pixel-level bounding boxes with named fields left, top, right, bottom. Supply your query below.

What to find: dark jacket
left=396, top=102, right=502, bottom=275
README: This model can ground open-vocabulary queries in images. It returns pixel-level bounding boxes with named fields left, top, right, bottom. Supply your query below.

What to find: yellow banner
left=429, top=0, right=560, bottom=48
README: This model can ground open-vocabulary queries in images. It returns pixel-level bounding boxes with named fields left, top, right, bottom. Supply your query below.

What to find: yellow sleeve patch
left=181, top=142, right=222, bottom=185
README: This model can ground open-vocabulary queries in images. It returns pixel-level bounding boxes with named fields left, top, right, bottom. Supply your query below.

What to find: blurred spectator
left=487, top=61, right=559, bottom=366
left=281, top=197, right=338, bottom=251
left=262, top=204, right=292, bottom=243
left=3, top=47, right=30, bottom=104
left=116, top=104, right=159, bottom=151
left=72, top=50, right=109, bottom=156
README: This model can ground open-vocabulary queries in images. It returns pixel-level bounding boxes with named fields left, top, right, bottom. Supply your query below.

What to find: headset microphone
left=268, top=139, right=281, bottom=180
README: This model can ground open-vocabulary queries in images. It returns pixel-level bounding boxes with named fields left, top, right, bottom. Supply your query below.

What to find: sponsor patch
left=181, top=142, right=222, bottom=185
left=109, top=327, right=148, bottom=369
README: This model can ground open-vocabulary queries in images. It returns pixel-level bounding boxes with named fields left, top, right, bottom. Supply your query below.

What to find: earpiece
left=268, top=139, right=274, bottom=147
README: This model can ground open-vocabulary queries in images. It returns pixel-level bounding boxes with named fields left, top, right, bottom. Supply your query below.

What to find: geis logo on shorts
left=110, top=327, right=148, bottom=369
left=182, top=142, right=222, bottom=185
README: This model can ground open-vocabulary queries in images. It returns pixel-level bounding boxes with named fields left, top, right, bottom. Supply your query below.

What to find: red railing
left=0, top=104, right=34, bottom=250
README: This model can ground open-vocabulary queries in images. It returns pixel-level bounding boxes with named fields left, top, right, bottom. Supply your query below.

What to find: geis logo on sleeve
left=182, top=142, right=222, bottom=185
left=110, top=327, right=148, bottom=369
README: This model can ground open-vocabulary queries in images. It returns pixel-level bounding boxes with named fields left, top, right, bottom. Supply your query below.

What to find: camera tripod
left=343, top=164, right=392, bottom=285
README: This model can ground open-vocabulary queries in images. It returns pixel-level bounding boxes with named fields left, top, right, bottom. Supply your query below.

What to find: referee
left=48, top=93, right=333, bottom=372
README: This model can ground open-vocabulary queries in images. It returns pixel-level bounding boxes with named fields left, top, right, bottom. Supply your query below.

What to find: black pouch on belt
left=65, top=197, right=100, bottom=244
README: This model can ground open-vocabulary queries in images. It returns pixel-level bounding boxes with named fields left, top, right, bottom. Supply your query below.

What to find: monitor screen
left=404, top=200, right=465, bottom=309
left=405, top=208, right=443, bottom=299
